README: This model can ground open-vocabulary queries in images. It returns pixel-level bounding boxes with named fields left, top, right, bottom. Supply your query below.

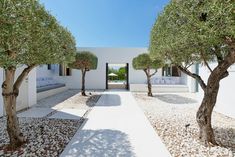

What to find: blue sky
left=39, top=0, right=169, bottom=47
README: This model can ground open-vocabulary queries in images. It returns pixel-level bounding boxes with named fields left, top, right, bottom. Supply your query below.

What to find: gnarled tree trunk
left=2, top=65, right=35, bottom=149
left=2, top=69, right=25, bottom=148
left=196, top=82, right=219, bottom=146
left=146, top=75, right=152, bottom=96
left=144, top=68, right=157, bottom=97
left=81, top=69, right=86, bottom=96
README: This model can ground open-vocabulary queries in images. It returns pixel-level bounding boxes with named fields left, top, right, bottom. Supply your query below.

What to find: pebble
left=134, top=93, right=235, bottom=157
left=0, top=90, right=101, bottom=156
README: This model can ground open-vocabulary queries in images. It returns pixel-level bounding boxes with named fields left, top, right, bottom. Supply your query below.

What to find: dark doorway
left=106, top=63, right=129, bottom=90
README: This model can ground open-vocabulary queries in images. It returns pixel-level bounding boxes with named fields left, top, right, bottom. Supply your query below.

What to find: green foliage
left=117, top=67, right=126, bottom=80
left=132, top=53, right=163, bottom=70
left=150, top=0, right=235, bottom=66
left=108, top=67, right=126, bottom=80
left=0, top=0, right=76, bottom=69
left=69, top=51, right=98, bottom=70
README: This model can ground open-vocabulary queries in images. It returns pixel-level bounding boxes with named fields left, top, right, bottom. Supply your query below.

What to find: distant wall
left=197, top=63, right=235, bottom=118
left=63, top=47, right=150, bottom=89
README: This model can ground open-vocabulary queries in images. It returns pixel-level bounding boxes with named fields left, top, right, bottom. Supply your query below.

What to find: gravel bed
left=133, top=93, right=235, bottom=157
left=0, top=117, right=83, bottom=157
left=0, top=89, right=102, bottom=157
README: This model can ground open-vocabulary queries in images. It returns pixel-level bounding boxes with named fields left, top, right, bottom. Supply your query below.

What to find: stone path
left=60, top=90, right=171, bottom=157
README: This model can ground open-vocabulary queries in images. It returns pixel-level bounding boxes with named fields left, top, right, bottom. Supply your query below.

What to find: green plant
left=0, top=0, right=76, bottom=148
left=132, top=53, right=163, bottom=96
left=150, top=0, right=235, bottom=145
left=69, top=51, right=98, bottom=96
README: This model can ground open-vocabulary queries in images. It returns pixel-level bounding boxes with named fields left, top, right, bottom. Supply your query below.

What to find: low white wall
left=197, top=63, right=235, bottom=118
left=130, top=84, right=189, bottom=93
left=37, top=86, right=68, bottom=100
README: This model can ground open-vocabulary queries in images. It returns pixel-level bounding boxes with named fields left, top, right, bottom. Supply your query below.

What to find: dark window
left=162, top=66, right=181, bottom=77
left=48, top=64, right=51, bottom=70
left=59, top=64, right=71, bottom=76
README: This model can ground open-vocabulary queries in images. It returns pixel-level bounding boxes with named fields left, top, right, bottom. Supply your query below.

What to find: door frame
left=106, top=63, right=129, bottom=90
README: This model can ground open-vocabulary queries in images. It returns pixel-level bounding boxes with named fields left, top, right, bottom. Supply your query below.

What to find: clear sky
left=39, top=0, right=169, bottom=47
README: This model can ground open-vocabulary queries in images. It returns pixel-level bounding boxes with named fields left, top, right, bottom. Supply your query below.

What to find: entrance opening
left=106, top=63, right=129, bottom=90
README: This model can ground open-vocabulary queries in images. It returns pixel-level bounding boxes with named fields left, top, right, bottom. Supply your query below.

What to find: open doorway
left=106, top=63, right=129, bottom=90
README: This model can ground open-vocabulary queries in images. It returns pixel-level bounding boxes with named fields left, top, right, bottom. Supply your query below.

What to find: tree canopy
left=69, top=51, right=98, bottom=70
left=150, top=0, right=234, bottom=67
left=150, top=0, right=235, bottom=145
left=0, top=0, right=76, bottom=68
left=132, top=53, right=163, bottom=70
left=0, top=0, right=77, bottom=148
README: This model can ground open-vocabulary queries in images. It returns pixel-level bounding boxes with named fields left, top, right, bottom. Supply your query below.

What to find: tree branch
left=13, top=65, right=36, bottom=95
left=150, top=69, right=158, bottom=77
left=177, top=65, right=207, bottom=91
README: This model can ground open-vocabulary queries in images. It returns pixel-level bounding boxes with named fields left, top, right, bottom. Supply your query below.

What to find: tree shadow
left=85, top=95, right=102, bottom=107
left=214, top=126, right=235, bottom=154
left=154, top=94, right=197, bottom=104
left=62, top=129, right=136, bottom=157
left=35, top=89, right=80, bottom=108
left=94, top=94, right=121, bottom=106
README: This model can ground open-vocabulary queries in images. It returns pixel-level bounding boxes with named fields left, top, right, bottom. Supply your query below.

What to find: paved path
left=61, top=90, right=171, bottom=157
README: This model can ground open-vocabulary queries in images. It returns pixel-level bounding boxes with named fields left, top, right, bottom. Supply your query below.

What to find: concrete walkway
left=61, top=90, right=171, bottom=157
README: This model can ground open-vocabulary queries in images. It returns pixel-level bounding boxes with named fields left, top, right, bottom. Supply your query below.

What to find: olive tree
left=69, top=51, right=98, bottom=96
left=0, top=0, right=76, bottom=148
left=150, top=0, right=234, bottom=146
left=132, top=53, right=163, bottom=96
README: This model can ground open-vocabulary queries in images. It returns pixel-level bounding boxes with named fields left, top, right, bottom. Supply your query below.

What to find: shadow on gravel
left=214, top=127, right=235, bottom=154
left=63, top=129, right=136, bottom=157
left=154, top=94, right=198, bottom=104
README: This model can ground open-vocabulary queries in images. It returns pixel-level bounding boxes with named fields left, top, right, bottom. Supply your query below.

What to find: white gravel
left=133, top=92, right=235, bottom=157
left=0, top=90, right=102, bottom=157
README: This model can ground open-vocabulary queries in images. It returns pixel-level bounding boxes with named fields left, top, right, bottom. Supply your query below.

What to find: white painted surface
left=36, top=64, right=60, bottom=79
left=61, top=90, right=171, bottom=157
left=130, top=84, right=189, bottom=93
left=37, top=86, right=68, bottom=100
left=197, top=63, right=235, bottom=118
left=63, top=48, right=156, bottom=89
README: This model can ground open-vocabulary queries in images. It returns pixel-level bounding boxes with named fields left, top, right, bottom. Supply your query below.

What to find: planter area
left=133, top=93, right=235, bottom=157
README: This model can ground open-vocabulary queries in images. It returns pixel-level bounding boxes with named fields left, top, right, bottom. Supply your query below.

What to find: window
left=47, top=64, right=51, bottom=70
left=162, top=66, right=181, bottom=77
left=59, top=64, right=72, bottom=76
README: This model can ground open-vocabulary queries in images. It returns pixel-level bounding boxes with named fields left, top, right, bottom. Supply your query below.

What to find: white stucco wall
left=36, top=64, right=60, bottom=79
left=63, top=47, right=150, bottom=89
left=197, top=63, right=235, bottom=118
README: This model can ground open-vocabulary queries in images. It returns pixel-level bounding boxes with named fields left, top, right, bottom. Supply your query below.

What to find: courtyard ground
left=133, top=92, right=235, bottom=157
left=0, top=90, right=101, bottom=156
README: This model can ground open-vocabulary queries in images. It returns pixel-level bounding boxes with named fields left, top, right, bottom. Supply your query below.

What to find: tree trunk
left=147, top=76, right=153, bottom=97
left=2, top=69, right=25, bottom=149
left=144, top=69, right=153, bottom=97
left=196, top=82, right=219, bottom=146
left=81, top=70, right=86, bottom=96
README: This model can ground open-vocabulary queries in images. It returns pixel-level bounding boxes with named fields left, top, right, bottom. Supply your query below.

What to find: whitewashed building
left=0, top=47, right=234, bottom=118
